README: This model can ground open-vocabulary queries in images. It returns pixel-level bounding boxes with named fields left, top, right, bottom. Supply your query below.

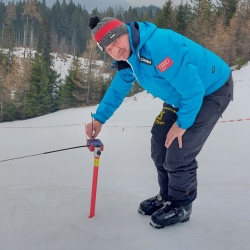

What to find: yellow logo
left=155, top=111, right=165, bottom=125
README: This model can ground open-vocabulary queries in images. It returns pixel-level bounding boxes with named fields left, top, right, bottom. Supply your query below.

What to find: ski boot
left=138, top=194, right=166, bottom=215
left=150, top=202, right=192, bottom=229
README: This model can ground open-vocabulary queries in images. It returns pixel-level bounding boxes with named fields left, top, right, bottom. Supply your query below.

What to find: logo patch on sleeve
left=157, top=57, right=174, bottom=72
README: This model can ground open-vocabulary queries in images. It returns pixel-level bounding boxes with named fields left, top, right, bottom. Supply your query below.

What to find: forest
left=0, top=0, right=250, bottom=122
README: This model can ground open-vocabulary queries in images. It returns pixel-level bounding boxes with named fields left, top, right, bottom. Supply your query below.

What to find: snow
left=0, top=60, right=250, bottom=250
left=8, top=47, right=105, bottom=82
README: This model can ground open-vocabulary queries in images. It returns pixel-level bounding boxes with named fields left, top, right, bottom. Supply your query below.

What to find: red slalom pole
left=87, top=139, right=104, bottom=218
left=89, top=149, right=100, bottom=218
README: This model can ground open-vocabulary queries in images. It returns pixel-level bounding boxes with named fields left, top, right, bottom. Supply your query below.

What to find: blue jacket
left=93, top=21, right=231, bottom=129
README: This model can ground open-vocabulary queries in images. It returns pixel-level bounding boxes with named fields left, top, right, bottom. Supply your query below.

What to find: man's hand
left=85, top=120, right=102, bottom=139
left=165, top=122, right=186, bottom=148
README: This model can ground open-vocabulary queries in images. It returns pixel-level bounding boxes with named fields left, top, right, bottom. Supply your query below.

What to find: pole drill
left=89, top=146, right=101, bottom=218
left=87, top=139, right=104, bottom=218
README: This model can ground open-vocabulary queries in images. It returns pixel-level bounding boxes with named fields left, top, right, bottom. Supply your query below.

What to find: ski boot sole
left=150, top=217, right=190, bottom=229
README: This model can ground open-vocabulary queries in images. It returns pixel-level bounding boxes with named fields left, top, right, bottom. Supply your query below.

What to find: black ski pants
left=151, top=75, right=234, bottom=206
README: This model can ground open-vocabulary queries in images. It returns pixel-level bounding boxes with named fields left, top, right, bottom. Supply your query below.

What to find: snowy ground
left=0, top=62, right=250, bottom=250
left=8, top=47, right=106, bottom=82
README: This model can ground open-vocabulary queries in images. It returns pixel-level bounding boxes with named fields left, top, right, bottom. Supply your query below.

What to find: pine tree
left=37, top=16, right=59, bottom=113
left=142, top=6, right=155, bottom=22
left=58, top=56, right=85, bottom=109
left=1, top=57, right=30, bottom=121
left=60, top=0, right=71, bottom=43
left=217, top=0, right=239, bottom=25
left=155, top=0, right=176, bottom=29
left=14, top=1, right=25, bottom=47
left=123, top=6, right=139, bottom=22
left=103, top=7, right=115, bottom=17
left=0, top=53, right=7, bottom=122
left=71, top=7, right=87, bottom=56
left=90, top=7, right=102, bottom=18
left=23, top=16, right=59, bottom=119
left=0, top=50, right=31, bottom=122
left=187, top=0, right=217, bottom=46
left=22, top=53, right=49, bottom=118
left=175, top=2, right=192, bottom=35
left=82, top=39, right=101, bottom=105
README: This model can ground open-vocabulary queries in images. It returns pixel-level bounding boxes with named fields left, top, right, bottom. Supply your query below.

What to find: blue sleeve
left=92, top=66, right=135, bottom=124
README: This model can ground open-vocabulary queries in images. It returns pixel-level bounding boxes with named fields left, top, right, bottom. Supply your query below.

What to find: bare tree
left=5, top=2, right=16, bottom=24
left=22, top=0, right=41, bottom=52
left=83, top=39, right=101, bottom=104
left=187, top=0, right=217, bottom=46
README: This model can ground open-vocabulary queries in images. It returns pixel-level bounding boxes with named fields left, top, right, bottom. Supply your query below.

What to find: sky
left=0, top=51, right=250, bottom=250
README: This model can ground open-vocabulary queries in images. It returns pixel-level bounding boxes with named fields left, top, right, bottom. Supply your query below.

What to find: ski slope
left=0, top=62, right=250, bottom=250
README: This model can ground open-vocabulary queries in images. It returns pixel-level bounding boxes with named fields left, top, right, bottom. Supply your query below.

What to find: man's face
left=104, top=34, right=131, bottom=61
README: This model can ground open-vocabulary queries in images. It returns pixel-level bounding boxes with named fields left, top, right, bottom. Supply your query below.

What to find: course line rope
left=0, top=117, right=250, bottom=129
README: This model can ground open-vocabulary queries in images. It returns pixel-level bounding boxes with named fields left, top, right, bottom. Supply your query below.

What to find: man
left=85, top=16, right=233, bottom=229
